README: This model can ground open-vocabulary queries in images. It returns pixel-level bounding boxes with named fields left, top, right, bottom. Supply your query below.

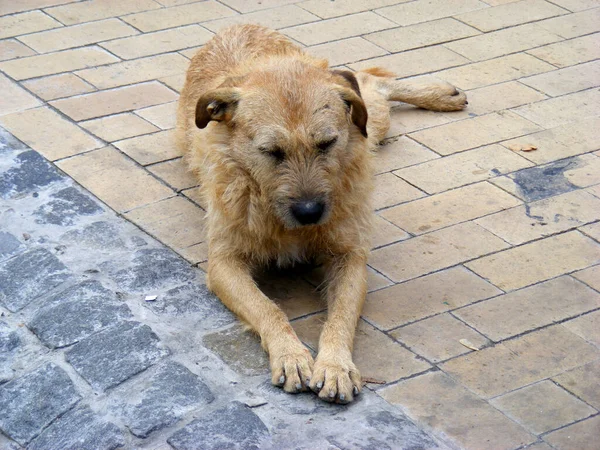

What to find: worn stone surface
left=0, top=150, right=62, bottom=199
left=33, top=186, right=103, bottom=225
left=66, top=321, right=169, bottom=391
left=0, top=231, right=23, bottom=260
left=0, top=363, right=81, bottom=445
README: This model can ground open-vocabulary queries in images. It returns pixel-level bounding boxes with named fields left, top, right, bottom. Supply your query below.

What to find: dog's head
left=195, top=61, right=368, bottom=229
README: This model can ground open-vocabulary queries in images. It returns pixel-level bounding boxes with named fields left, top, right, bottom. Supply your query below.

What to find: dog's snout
left=291, top=200, right=325, bottom=225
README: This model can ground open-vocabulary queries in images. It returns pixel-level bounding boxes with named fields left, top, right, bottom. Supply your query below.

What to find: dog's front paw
left=430, top=82, right=468, bottom=111
left=309, top=355, right=361, bottom=404
left=270, top=344, right=314, bottom=394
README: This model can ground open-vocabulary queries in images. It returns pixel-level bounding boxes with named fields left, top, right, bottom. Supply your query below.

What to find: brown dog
left=176, top=24, right=466, bottom=403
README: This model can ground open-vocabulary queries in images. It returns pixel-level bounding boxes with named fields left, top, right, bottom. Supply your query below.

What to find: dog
left=176, top=24, right=467, bottom=403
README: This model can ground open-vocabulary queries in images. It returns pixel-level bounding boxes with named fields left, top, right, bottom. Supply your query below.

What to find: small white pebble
left=144, top=295, right=158, bottom=301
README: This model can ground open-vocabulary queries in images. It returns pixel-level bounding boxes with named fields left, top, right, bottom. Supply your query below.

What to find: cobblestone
left=33, top=186, right=103, bottom=226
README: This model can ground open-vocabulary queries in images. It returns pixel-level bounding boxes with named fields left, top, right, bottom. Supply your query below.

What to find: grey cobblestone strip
left=0, top=127, right=443, bottom=449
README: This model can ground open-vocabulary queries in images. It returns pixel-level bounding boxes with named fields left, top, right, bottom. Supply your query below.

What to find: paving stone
left=298, top=0, right=404, bottom=19
left=257, top=380, right=342, bottom=416
left=0, top=10, right=61, bottom=40
left=203, top=325, right=269, bottom=376
left=380, top=182, right=521, bottom=235
left=44, top=0, right=161, bottom=25
left=60, top=221, right=127, bottom=250
left=549, top=0, right=600, bottom=10
left=572, top=264, right=600, bottom=291
left=33, top=187, right=103, bottom=226
left=553, top=360, right=600, bottom=409
left=370, top=222, right=509, bottom=283
left=50, top=81, right=178, bottom=121
left=258, top=272, right=325, bottom=320
left=66, top=321, right=169, bottom=391
left=220, top=0, right=299, bottom=13
left=0, top=150, right=62, bottom=199
left=373, top=136, right=439, bottom=175
left=56, top=146, right=174, bottom=213
left=440, top=325, right=600, bottom=398
left=0, top=232, right=23, bottom=261
left=371, top=214, right=411, bottom=249
left=0, top=247, right=71, bottom=312
left=112, top=361, right=213, bottom=438
left=145, top=283, right=235, bottom=326
left=543, top=415, right=600, bottom=450
left=536, top=7, right=600, bottom=38
left=458, top=81, right=548, bottom=117
left=376, top=0, right=487, bottom=26
left=135, top=101, right=177, bottom=130
left=456, top=276, right=600, bottom=341
left=363, top=266, right=501, bottom=330
left=0, top=363, right=81, bottom=445
left=203, top=5, right=319, bottom=33
left=581, top=221, right=600, bottom=242
left=167, top=401, right=270, bottom=450
left=372, top=173, right=425, bottom=210
left=147, top=158, right=197, bottom=192
left=114, top=129, right=181, bottom=166
left=380, top=371, right=535, bottom=450
left=0, top=73, right=41, bottom=116
left=28, top=406, right=124, bottom=450
left=520, top=60, right=600, bottom=97
left=307, top=37, right=387, bottom=67
left=528, top=32, right=600, bottom=68
left=409, top=111, right=542, bottom=156
left=385, top=104, right=455, bottom=137
left=21, top=73, right=95, bottom=101
left=80, top=113, right=159, bottom=143
left=0, top=321, right=20, bottom=383
left=562, top=310, right=600, bottom=347
left=178, top=241, right=209, bottom=265
left=0, top=107, right=102, bottom=161
left=466, top=231, right=600, bottom=291
left=29, top=280, right=133, bottom=348
left=390, top=313, right=490, bottom=363
left=0, top=39, right=35, bottom=61
left=105, top=248, right=196, bottom=292
left=0, top=127, right=27, bottom=152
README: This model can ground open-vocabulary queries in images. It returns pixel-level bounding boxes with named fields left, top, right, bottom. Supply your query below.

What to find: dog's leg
left=208, top=257, right=314, bottom=392
left=309, top=252, right=367, bottom=403
left=376, top=76, right=468, bottom=111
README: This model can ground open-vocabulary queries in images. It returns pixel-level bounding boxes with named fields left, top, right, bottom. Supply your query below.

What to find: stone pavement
left=0, top=1, right=599, bottom=449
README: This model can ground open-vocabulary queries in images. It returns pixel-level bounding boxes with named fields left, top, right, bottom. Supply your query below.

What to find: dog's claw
left=328, top=390, right=335, bottom=398
left=353, top=386, right=359, bottom=395
left=316, top=381, right=323, bottom=390
left=278, top=376, right=285, bottom=385
left=295, top=383, right=302, bottom=391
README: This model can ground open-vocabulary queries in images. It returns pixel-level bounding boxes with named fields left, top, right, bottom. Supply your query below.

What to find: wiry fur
left=177, top=24, right=466, bottom=403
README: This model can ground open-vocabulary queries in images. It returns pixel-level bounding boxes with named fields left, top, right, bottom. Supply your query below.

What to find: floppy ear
left=331, top=70, right=368, bottom=138
left=195, top=88, right=241, bottom=129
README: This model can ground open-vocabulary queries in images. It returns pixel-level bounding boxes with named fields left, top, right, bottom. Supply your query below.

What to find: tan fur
left=177, top=24, right=467, bottom=403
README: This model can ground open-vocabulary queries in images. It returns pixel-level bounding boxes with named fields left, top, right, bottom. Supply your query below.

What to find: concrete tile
left=514, top=88, right=600, bottom=128
left=562, top=310, right=600, bottom=347
left=371, top=215, right=410, bottom=249
left=500, top=117, right=600, bottom=164
left=0, top=107, right=101, bottom=161
left=476, top=190, right=600, bottom=245
left=490, top=380, right=596, bottom=434
left=536, top=7, right=600, bottom=38
left=307, top=37, right=387, bottom=67
left=178, top=241, right=208, bottom=265
left=147, top=158, right=198, bottom=191
left=456, top=0, right=568, bottom=32
left=0, top=11, right=61, bottom=40
left=371, top=222, right=509, bottom=283
left=580, top=221, right=600, bottom=241
left=299, top=0, right=406, bottom=19
left=0, top=74, right=41, bottom=115
left=101, top=25, right=213, bottom=60
left=50, top=82, right=177, bottom=121
left=438, top=53, right=555, bottom=90
left=544, top=415, right=600, bottom=450
left=17, top=18, right=137, bottom=53
left=114, top=130, right=181, bottom=166
left=588, top=184, right=600, bottom=199
left=122, top=1, right=236, bottom=32
left=385, top=104, right=455, bottom=137
left=520, top=60, right=600, bottom=97
left=135, top=102, right=177, bottom=130
left=366, top=266, right=394, bottom=293
left=219, top=0, right=299, bottom=13
left=0, top=0, right=74, bottom=15
left=381, top=182, right=521, bottom=235
left=373, top=136, right=439, bottom=175
left=379, top=372, right=535, bottom=450
left=203, top=5, right=319, bottom=33
left=410, top=111, right=542, bottom=156
left=45, top=0, right=162, bottom=25
left=372, top=172, right=425, bottom=210
left=550, top=0, right=600, bottom=10
left=363, top=266, right=502, bottom=330
left=390, top=313, right=490, bottom=362
left=257, top=272, right=324, bottom=320
left=80, top=113, right=159, bottom=143
left=293, top=315, right=431, bottom=382
left=160, top=74, right=186, bottom=93
left=75, top=53, right=188, bottom=90
left=349, top=45, right=469, bottom=78
left=21, top=73, right=95, bottom=101
left=282, top=12, right=396, bottom=46
left=56, top=147, right=174, bottom=212
left=467, top=231, right=600, bottom=291
left=0, top=39, right=36, bottom=62
left=365, top=18, right=480, bottom=53
left=181, top=186, right=206, bottom=209
left=0, top=46, right=118, bottom=80
left=440, top=325, right=600, bottom=398
left=455, top=276, right=600, bottom=341
left=125, top=197, right=205, bottom=249
left=395, top=144, right=533, bottom=194
left=529, top=33, right=600, bottom=68
left=446, top=23, right=562, bottom=62
left=459, top=81, right=548, bottom=116
left=554, top=360, right=600, bottom=409
left=573, top=264, right=600, bottom=291
left=376, top=0, right=488, bottom=26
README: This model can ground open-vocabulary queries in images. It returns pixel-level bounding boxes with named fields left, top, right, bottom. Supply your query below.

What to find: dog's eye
left=260, top=146, right=285, bottom=163
left=316, top=137, right=338, bottom=153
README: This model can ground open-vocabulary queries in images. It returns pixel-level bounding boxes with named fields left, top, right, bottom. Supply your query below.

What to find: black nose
left=290, top=200, right=325, bottom=225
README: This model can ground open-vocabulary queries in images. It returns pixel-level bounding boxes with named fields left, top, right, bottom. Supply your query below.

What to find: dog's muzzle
left=290, top=200, right=325, bottom=225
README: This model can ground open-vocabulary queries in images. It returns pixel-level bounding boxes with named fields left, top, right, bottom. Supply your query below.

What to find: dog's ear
left=195, top=88, right=241, bottom=129
left=331, top=70, right=368, bottom=138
